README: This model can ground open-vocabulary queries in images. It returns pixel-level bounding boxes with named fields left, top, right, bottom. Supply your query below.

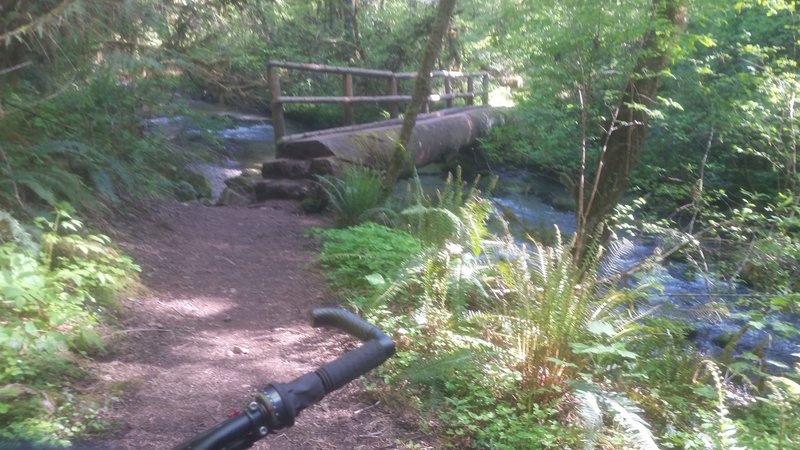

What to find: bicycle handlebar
left=172, top=308, right=394, bottom=450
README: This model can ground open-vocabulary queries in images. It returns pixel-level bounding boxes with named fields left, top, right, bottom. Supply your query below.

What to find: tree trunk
left=574, top=0, right=687, bottom=261
left=383, top=0, right=458, bottom=190
left=343, top=0, right=364, bottom=61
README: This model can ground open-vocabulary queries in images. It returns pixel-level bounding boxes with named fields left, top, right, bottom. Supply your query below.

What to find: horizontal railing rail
left=267, top=60, right=490, bottom=142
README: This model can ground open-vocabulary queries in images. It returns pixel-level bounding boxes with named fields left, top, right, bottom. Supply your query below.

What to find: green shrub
left=399, top=166, right=496, bottom=251
left=0, top=75, right=206, bottom=212
left=318, top=223, right=421, bottom=305
left=0, top=205, right=138, bottom=445
left=316, top=166, right=394, bottom=227
left=437, top=369, right=574, bottom=449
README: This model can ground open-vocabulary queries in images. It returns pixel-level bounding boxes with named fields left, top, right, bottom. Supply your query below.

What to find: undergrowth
left=0, top=205, right=139, bottom=446
left=316, top=165, right=394, bottom=227
left=318, top=168, right=800, bottom=448
left=0, top=74, right=212, bottom=214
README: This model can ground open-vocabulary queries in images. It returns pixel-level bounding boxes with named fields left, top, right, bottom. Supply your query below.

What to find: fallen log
left=276, top=106, right=504, bottom=170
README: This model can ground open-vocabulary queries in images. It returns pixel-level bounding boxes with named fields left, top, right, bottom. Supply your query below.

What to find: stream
left=488, top=170, right=800, bottom=370
left=152, top=104, right=799, bottom=371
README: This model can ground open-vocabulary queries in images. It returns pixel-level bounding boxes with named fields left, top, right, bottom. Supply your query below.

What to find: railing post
left=444, top=76, right=453, bottom=108
left=482, top=73, right=490, bottom=105
left=343, top=73, right=354, bottom=125
left=268, top=65, right=286, bottom=143
left=466, top=76, right=474, bottom=106
left=387, top=75, right=398, bottom=118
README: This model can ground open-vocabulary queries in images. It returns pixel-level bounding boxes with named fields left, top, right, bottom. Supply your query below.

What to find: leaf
left=769, top=377, right=800, bottom=396
left=698, top=34, right=717, bottom=48
left=364, top=273, right=386, bottom=286
left=0, top=384, right=36, bottom=399
left=587, top=321, right=615, bottom=337
left=547, top=357, right=578, bottom=368
left=576, top=390, right=603, bottom=450
left=16, top=175, right=57, bottom=205
left=571, top=342, right=637, bottom=359
left=765, top=359, right=789, bottom=369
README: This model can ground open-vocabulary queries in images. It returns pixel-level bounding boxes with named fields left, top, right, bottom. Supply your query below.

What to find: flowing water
left=487, top=169, right=800, bottom=370
left=405, top=168, right=799, bottom=369
left=144, top=101, right=302, bottom=199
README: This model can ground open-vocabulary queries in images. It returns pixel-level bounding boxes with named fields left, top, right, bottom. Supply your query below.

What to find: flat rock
left=216, top=187, right=252, bottom=206
left=262, top=159, right=312, bottom=179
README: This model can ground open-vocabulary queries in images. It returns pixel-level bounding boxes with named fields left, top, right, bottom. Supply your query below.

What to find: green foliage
left=576, top=389, right=660, bottom=450
left=321, top=177, right=665, bottom=446
left=318, top=223, right=421, bottom=304
left=437, top=369, right=574, bottom=449
left=400, top=167, right=496, bottom=250
left=0, top=205, right=138, bottom=445
left=316, top=165, right=394, bottom=227
left=0, top=74, right=207, bottom=212
left=474, top=234, right=647, bottom=393
left=481, top=0, right=653, bottom=170
left=734, top=375, right=800, bottom=449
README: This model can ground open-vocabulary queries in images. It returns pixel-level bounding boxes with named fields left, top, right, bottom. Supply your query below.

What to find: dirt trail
left=91, top=200, right=425, bottom=449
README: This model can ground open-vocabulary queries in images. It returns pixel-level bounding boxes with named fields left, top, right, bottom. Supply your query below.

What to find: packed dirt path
left=90, top=200, right=427, bottom=449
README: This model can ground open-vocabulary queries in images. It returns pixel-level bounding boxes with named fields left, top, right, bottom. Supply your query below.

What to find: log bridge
left=257, top=61, right=504, bottom=202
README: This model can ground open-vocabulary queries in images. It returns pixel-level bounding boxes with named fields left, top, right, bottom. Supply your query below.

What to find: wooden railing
left=267, top=60, right=490, bottom=142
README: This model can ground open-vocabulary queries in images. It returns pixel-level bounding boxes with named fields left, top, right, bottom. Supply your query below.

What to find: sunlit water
left=408, top=169, right=800, bottom=369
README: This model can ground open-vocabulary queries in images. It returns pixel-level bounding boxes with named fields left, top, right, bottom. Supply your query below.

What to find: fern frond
left=0, top=210, right=38, bottom=252
left=404, top=348, right=496, bottom=383
left=696, top=360, right=744, bottom=450
left=598, top=237, right=635, bottom=280
left=603, top=394, right=660, bottom=450
left=576, top=390, right=603, bottom=450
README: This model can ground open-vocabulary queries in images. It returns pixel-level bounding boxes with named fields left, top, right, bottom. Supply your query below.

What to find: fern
left=401, top=166, right=495, bottom=250
left=576, top=389, right=660, bottom=450
left=316, top=165, right=394, bottom=227
left=576, top=390, right=603, bottom=450
left=405, top=348, right=494, bottom=384
left=695, top=360, right=744, bottom=450
left=604, top=394, right=660, bottom=450
left=478, top=229, right=652, bottom=391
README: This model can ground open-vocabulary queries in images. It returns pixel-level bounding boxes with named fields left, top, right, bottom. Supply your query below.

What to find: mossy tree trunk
left=574, top=0, right=687, bottom=262
left=383, top=0, right=458, bottom=190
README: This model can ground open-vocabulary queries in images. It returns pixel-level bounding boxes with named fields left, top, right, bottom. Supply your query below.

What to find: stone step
left=261, top=157, right=341, bottom=180
left=262, top=159, right=312, bottom=179
left=254, top=179, right=324, bottom=202
left=308, top=157, right=340, bottom=176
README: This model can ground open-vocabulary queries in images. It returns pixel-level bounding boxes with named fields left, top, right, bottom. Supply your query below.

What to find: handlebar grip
left=315, top=339, right=391, bottom=393
left=310, top=307, right=390, bottom=343
left=177, top=309, right=395, bottom=448
left=311, top=308, right=395, bottom=393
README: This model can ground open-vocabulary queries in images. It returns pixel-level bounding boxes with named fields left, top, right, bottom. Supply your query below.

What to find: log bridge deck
left=257, top=61, right=504, bottom=202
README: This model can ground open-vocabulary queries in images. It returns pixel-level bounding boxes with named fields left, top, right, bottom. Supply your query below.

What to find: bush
left=0, top=206, right=138, bottom=445
left=316, top=166, right=394, bottom=227
left=0, top=74, right=206, bottom=212
left=318, top=223, right=421, bottom=304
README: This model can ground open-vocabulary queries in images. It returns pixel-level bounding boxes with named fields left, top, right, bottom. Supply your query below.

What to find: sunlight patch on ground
left=154, top=296, right=234, bottom=318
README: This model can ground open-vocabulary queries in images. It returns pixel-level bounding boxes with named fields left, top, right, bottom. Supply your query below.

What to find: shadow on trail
left=89, top=201, right=425, bottom=449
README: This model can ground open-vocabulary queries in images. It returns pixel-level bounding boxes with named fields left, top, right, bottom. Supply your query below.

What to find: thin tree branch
left=0, top=0, right=75, bottom=44
left=0, top=61, right=32, bottom=77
